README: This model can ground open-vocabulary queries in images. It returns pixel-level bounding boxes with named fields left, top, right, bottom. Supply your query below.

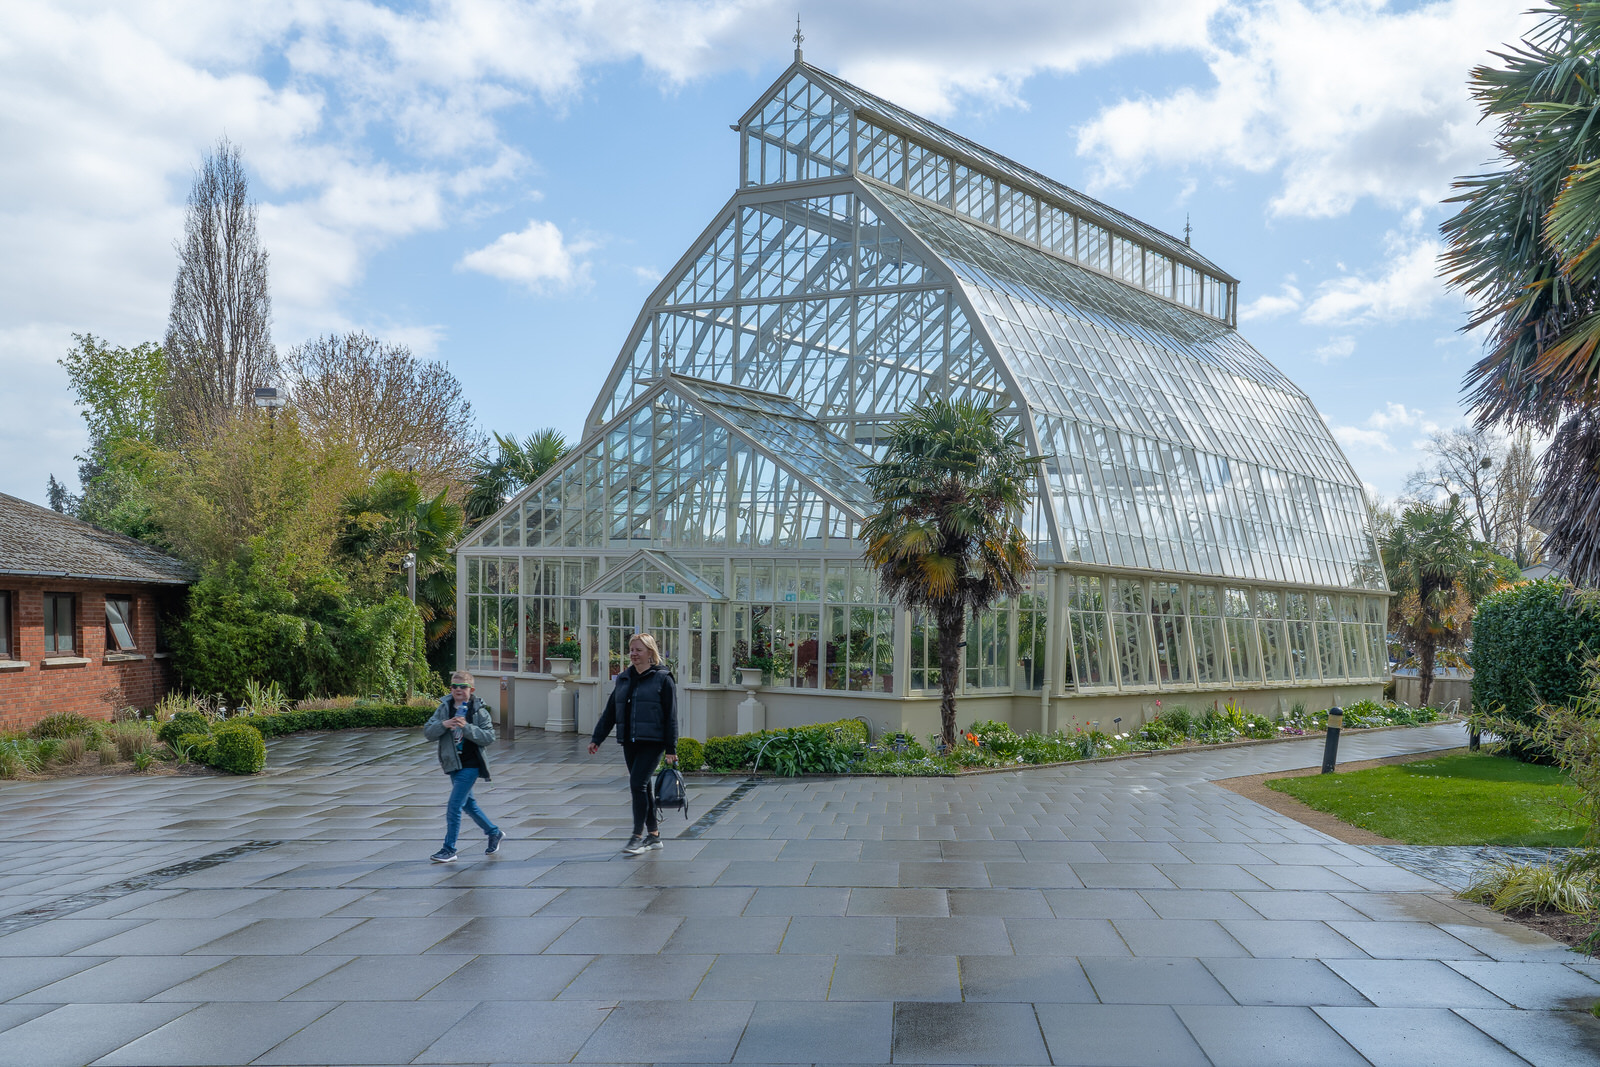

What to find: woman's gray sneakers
left=622, top=835, right=648, bottom=855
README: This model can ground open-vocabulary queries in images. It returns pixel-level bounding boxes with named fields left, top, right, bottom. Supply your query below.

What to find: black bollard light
left=1320, top=706, right=1343, bottom=774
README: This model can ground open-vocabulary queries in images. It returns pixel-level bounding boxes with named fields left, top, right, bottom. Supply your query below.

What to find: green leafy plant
left=0, top=739, right=43, bottom=778
left=157, top=711, right=212, bottom=747
left=209, top=721, right=266, bottom=774
left=131, top=750, right=154, bottom=773
left=674, top=736, right=705, bottom=772
left=29, top=711, right=97, bottom=739
left=546, top=639, right=581, bottom=661
left=97, top=742, right=118, bottom=766
left=242, top=678, right=292, bottom=716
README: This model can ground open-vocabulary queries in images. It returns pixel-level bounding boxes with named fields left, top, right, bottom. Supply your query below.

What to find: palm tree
left=339, top=470, right=464, bottom=652
left=464, top=429, right=568, bottom=528
left=1379, top=497, right=1503, bottom=708
left=861, top=399, right=1038, bottom=751
left=1442, top=1, right=1600, bottom=585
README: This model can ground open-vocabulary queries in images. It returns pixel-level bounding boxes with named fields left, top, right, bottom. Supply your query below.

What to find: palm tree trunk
left=1418, top=642, right=1436, bottom=708
left=936, top=607, right=964, bottom=752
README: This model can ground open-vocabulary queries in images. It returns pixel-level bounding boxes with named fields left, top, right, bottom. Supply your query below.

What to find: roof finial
left=1183, top=214, right=1192, bottom=246
left=793, top=14, right=804, bottom=62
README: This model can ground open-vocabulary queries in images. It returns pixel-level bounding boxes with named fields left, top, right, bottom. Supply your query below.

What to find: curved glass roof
left=494, top=63, right=1382, bottom=594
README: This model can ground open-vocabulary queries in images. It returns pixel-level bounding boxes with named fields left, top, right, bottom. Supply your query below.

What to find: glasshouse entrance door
left=601, top=602, right=683, bottom=680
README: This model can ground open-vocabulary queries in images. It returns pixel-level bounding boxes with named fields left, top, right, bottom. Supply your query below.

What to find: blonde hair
left=629, top=632, right=662, bottom=666
left=449, top=670, right=475, bottom=686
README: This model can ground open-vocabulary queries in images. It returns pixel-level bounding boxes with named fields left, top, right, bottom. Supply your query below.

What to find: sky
left=0, top=0, right=1543, bottom=510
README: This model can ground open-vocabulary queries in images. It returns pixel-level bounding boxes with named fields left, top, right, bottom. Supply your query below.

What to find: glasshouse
left=456, top=50, right=1389, bottom=742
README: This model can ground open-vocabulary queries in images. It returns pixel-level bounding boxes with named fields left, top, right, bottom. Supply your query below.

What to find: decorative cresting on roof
left=0, top=492, right=194, bottom=585
left=459, top=374, right=879, bottom=552
left=738, top=61, right=1237, bottom=323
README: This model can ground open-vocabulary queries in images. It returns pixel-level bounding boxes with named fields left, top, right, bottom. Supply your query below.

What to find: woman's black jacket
left=592, top=665, right=677, bottom=754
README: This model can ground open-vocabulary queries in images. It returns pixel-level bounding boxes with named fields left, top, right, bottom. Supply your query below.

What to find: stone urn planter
left=545, top=657, right=574, bottom=732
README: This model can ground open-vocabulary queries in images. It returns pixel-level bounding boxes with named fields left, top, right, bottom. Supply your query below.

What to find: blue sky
left=0, top=0, right=1539, bottom=508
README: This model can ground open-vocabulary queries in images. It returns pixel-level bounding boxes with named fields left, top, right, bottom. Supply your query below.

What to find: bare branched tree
left=285, top=332, right=483, bottom=488
left=164, top=137, right=276, bottom=436
left=1402, top=426, right=1543, bottom=566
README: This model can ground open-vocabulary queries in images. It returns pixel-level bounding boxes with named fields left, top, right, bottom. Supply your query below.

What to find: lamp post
left=404, top=552, right=417, bottom=701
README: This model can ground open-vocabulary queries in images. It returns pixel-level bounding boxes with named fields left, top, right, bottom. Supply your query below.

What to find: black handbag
left=654, top=764, right=689, bottom=818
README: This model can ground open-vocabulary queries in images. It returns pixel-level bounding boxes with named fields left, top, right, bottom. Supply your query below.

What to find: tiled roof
left=0, top=492, right=194, bottom=585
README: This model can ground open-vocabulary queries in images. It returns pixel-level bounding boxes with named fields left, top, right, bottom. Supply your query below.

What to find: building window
left=45, top=593, right=76, bottom=653
left=105, top=595, right=135, bottom=651
left=0, top=591, right=11, bottom=658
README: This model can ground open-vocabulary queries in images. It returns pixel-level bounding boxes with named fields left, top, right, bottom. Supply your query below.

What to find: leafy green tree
left=338, top=470, right=464, bottom=672
left=55, top=334, right=170, bottom=537
left=861, top=399, right=1038, bottom=750
left=464, top=429, right=567, bottom=527
left=1442, top=2, right=1600, bottom=585
left=1380, top=497, right=1506, bottom=707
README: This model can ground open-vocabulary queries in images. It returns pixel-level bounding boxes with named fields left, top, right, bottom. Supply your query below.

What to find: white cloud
left=1333, top=426, right=1394, bottom=453
left=458, top=219, right=593, bottom=292
left=1302, top=234, right=1451, bottom=325
left=1314, top=336, right=1355, bottom=364
left=1075, top=0, right=1537, bottom=218
left=1238, top=282, right=1302, bottom=321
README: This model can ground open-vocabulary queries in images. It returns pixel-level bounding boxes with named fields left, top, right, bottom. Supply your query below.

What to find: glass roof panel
left=864, top=187, right=1381, bottom=591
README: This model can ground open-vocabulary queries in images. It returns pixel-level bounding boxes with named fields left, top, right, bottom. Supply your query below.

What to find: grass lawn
left=1267, top=751, right=1591, bottom=846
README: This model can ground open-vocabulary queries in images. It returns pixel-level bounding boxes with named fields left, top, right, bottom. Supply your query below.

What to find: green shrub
left=242, top=703, right=430, bottom=738
left=107, top=722, right=157, bottom=760
left=1473, top=579, right=1600, bottom=729
left=176, top=732, right=215, bottom=764
left=704, top=734, right=752, bottom=772
left=820, top=718, right=869, bottom=745
left=674, top=736, right=705, bottom=771
left=29, top=712, right=97, bottom=739
left=157, top=711, right=211, bottom=746
left=0, top=739, right=43, bottom=777
left=210, top=721, right=266, bottom=774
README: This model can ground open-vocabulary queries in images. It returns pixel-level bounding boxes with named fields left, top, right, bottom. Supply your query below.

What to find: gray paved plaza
left=3, top=721, right=1600, bottom=1065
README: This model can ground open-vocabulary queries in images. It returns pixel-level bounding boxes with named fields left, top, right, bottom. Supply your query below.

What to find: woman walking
left=588, top=633, right=678, bottom=855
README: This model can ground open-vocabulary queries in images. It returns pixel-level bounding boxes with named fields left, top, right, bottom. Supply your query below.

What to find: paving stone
left=1445, top=960, right=1600, bottom=1009
left=694, top=953, right=837, bottom=1001
left=94, top=1001, right=335, bottom=1066
left=734, top=1000, right=891, bottom=1063
left=891, top=1001, right=1049, bottom=1064
left=896, top=915, right=1009, bottom=955
left=828, top=954, right=960, bottom=1001
left=149, top=954, right=350, bottom=1001
left=255, top=1000, right=477, bottom=1064
left=0, top=1002, right=195, bottom=1067
left=0, top=955, right=107, bottom=1000
left=283, top=953, right=472, bottom=1000
left=414, top=1000, right=614, bottom=1063
left=958, top=954, right=1097, bottom=1003
left=1043, top=888, right=1159, bottom=919
left=1113, top=918, right=1248, bottom=957
left=1454, top=1006, right=1600, bottom=1067
left=1202, top=957, right=1369, bottom=1006
left=419, top=952, right=594, bottom=1001
left=440, top=915, right=584, bottom=953
left=1037, top=1002, right=1209, bottom=1065
left=1137, top=889, right=1259, bottom=919
left=575, top=999, right=753, bottom=1063
left=845, top=888, right=948, bottom=916
left=1005, top=917, right=1131, bottom=956
left=944, top=888, right=1051, bottom=917
left=1314, top=1006, right=1530, bottom=1066
left=779, top=915, right=895, bottom=954
left=15, top=954, right=221, bottom=1003
left=1175, top=1004, right=1368, bottom=1066
left=1329, top=920, right=1485, bottom=960
left=560, top=953, right=715, bottom=1000
left=1082, top=956, right=1235, bottom=1004
left=662, top=915, right=791, bottom=954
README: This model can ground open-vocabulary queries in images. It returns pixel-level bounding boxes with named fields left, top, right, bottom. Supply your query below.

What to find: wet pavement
left=2, top=720, right=1599, bottom=1065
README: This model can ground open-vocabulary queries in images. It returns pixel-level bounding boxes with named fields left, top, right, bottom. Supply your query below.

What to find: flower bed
left=685, top=701, right=1447, bottom=778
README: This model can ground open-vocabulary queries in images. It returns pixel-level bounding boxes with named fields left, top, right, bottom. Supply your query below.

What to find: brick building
left=0, top=492, right=193, bottom=732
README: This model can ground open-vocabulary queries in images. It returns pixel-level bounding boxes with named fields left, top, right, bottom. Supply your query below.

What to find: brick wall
left=0, top=577, right=179, bottom=733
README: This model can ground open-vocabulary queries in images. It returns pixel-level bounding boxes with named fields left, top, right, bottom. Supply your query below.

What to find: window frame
left=0, top=590, right=12, bottom=658
left=105, top=594, right=136, bottom=652
left=45, top=592, right=77, bottom=654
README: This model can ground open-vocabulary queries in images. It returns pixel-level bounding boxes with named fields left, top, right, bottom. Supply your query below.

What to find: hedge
left=701, top=718, right=869, bottom=775
left=1473, top=579, right=1600, bottom=728
left=210, top=721, right=266, bottom=774
left=241, top=703, right=432, bottom=738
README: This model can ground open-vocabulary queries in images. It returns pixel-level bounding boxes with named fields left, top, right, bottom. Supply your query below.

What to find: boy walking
left=424, top=671, right=504, bottom=862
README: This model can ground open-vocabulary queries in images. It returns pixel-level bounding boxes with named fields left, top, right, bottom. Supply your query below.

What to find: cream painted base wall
left=485, top=673, right=1383, bottom=744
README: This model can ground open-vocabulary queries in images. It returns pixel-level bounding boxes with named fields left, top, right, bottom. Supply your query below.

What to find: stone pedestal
left=736, top=667, right=765, bottom=734
left=545, top=657, right=574, bottom=733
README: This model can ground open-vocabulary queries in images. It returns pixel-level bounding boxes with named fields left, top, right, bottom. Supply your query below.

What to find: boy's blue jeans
left=443, top=767, right=497, bottom=851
